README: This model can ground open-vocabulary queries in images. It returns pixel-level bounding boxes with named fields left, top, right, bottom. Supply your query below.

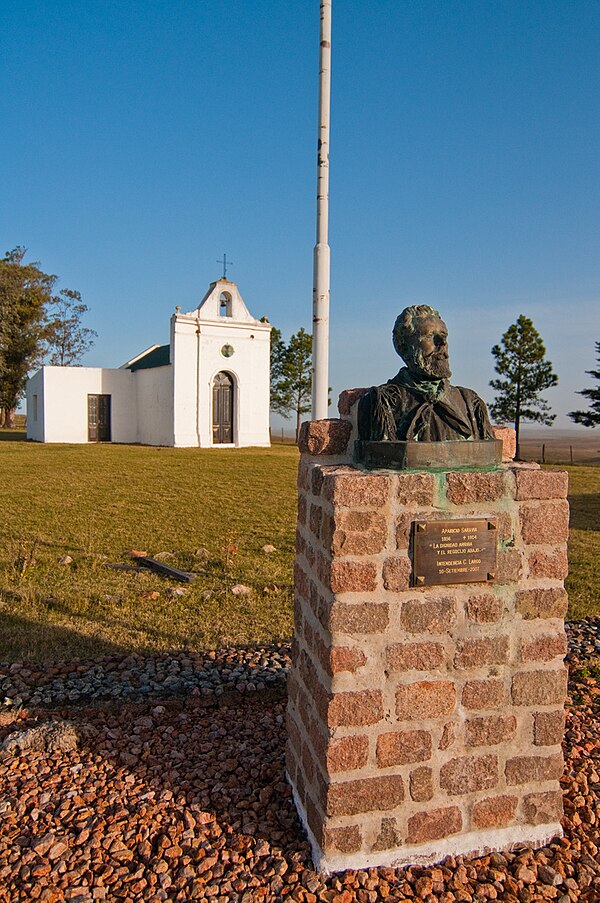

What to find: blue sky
left=2, top=0, right=599, bottom=430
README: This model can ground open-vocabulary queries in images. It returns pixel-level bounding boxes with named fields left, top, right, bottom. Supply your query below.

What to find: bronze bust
left=358, top=305, right=495, bottom=442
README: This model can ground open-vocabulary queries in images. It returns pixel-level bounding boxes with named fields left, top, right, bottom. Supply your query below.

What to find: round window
left=220, top=344, right=234, bottom=358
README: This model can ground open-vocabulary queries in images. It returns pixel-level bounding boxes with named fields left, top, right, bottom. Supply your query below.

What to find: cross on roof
left=217, top=253, right=233, bottom=279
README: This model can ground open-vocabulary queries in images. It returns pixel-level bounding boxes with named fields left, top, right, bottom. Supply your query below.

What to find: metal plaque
left=413, top=518, right=498, bottom=587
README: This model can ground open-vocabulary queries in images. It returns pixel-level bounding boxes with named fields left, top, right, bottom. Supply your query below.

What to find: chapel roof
left=125, top=344, right=170, bottom=371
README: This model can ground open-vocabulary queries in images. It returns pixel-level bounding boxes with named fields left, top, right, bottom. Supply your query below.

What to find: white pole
left=312, top=0, right=332, bottom=420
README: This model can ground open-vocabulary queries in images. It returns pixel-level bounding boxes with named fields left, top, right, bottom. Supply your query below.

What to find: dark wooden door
left=212, top=372, right=233, bottom=444
left=88, top=394, right=111, bottom=442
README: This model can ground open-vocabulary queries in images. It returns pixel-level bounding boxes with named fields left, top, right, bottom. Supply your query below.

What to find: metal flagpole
left=311, top=0, right=332, bottom=420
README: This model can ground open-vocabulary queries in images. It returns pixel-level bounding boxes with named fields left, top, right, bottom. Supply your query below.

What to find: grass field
left=563, top=465, right=600, bottom=620
left=0, top=435, right=597, bottom=662
left=0, top=440, right=298, bottom=661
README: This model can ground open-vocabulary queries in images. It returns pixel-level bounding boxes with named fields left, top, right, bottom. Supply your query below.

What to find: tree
left=568, top=341, right=600, bottom=428
left=270, top=327, right=313, bottom=441
left=0, top=248, right=55, bottom=427
left=44, top=288, right=97, bottom=365
left=489, top=315, right=558, bottom=459
left=269, top=325, right=290, bottom=416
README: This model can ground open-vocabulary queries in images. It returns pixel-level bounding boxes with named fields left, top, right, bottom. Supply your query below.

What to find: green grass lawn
left=0, top=442, right=299, bottom=661
left=0, top=439, right=597, bottom=662
left=563, top=465, right=600, bottom=621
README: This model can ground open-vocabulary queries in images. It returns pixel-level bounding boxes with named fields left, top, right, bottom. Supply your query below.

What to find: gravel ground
left=0, top=619, right=598, bottom=903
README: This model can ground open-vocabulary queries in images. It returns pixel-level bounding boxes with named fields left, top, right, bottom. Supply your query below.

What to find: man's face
left=405, top=316, right=451, bottom=380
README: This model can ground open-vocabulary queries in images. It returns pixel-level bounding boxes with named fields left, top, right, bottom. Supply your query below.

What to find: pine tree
left=268, top=325, right=289, bottom=417
left=489, top=315, right=558, bottom=459
left=568, top=341, right=600, bottom=428
left=269, top=327, right=313, bottom=441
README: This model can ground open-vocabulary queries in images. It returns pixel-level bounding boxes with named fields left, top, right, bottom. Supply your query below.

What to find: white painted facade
left=26, top=366, right=136, bottom=444
left=26, top=278, right=272, bottom=448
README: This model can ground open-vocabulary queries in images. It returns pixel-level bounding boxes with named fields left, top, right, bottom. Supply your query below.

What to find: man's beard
left=408, top=348, right=452, bottom=380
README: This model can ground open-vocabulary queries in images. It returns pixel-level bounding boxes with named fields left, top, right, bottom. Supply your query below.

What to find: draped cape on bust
left=357, top=368, right=495, bottom=442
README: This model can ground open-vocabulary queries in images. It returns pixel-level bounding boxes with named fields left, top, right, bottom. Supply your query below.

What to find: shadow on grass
left=0, top=611, right=130, bottom=664
left=569, top=493, right=600, bottom=532
left=0, top=429, right=26, bottom=442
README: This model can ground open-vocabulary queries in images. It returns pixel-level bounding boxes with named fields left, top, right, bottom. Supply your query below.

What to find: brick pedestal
left=287, top=418, right=568, bottom=873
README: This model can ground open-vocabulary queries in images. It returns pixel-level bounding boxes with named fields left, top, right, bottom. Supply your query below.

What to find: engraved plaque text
left=413, top=518, right=497, bottom=586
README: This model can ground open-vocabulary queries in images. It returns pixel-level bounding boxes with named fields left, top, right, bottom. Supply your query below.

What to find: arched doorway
left=212, top=372, right=234, bottom=444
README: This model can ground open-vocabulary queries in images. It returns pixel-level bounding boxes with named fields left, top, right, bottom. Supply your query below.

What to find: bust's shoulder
left=454, top=384, right=486, bottom=404
left=357, top=380, right=415, bottom=440
left=358, top=383, right=394, bottom=408
left=453, top=384, right=494, bottom=437
left=360, top=380, right=413, bottom=402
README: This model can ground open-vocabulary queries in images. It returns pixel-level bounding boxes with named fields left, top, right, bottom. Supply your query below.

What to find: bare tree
left=44, top=288, right=97, bottom=366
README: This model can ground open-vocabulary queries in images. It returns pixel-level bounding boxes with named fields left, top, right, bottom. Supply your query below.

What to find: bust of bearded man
left=357, top=305, right=495, bottom=443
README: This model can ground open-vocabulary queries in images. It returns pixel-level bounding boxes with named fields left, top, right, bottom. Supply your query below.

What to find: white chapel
left=26, top=278, right=272, bottom=447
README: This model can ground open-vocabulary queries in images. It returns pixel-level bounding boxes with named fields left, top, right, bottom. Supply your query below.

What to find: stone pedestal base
left=287, top=451, right=568, bottom=874
left=292, top=785, right=561, bottom=873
